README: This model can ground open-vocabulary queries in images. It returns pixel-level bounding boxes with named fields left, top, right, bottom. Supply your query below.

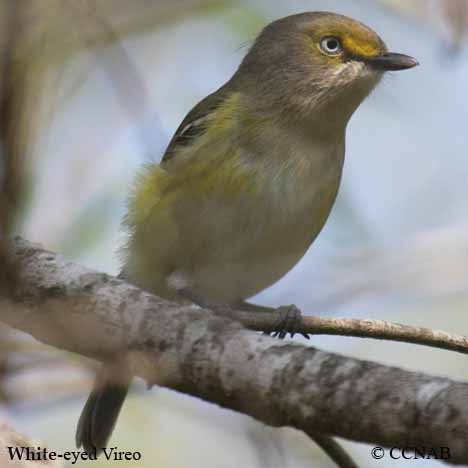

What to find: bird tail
left=76, top=365, right=131, bottom=455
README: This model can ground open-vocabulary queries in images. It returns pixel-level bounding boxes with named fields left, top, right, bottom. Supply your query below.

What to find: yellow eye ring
left=320, top=36, right=342, bottom=55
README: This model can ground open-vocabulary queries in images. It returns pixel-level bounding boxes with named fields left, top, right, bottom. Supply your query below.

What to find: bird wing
left=161, top=83, right=232, bottom=165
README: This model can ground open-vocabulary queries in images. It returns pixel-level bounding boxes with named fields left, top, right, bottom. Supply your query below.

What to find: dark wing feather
left=161, top=83, right=232, bottom=165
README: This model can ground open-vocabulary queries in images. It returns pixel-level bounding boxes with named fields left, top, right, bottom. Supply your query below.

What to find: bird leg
left=178, top=288, right=308, bottom=339
left=177, top=288, right=238, bottom=320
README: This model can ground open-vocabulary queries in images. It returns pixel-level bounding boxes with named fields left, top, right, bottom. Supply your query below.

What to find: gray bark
left=1, top=237, right=468, bottom=465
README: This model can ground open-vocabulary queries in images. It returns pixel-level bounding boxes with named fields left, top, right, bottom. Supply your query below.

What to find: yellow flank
left=126, top=165, right=169, bottom=226
left=184, top=157, right=257, bottom=196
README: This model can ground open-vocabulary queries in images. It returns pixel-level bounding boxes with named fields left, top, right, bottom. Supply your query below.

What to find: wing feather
left=161, top=83, right=232, bottom=164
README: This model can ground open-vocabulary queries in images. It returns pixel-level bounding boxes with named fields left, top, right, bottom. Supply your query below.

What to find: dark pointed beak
left=367, top=53, right=419, bottom=71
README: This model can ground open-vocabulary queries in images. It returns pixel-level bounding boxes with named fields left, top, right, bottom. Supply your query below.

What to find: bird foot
left=265, top=305, right=310, bottom=340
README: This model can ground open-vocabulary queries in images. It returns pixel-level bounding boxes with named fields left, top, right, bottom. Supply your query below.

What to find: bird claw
left=264, top=305, right=310, bottom=339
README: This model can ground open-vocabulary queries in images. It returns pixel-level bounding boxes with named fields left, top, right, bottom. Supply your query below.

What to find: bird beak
left=366, top=53, right=419, bottom=71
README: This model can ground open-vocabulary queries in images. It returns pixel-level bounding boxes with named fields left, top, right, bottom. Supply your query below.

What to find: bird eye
left=320, top=36, right=342, bottom=55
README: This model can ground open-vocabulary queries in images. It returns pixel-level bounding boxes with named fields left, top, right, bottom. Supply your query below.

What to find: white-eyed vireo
left=76, top=11, right=417, bottom=453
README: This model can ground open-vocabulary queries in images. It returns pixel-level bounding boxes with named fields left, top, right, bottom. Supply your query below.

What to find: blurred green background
left=2, top=0, right=468, bottom=467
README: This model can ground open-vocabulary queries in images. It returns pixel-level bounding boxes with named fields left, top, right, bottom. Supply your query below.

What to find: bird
left=76, top=11, right=418, bottom=454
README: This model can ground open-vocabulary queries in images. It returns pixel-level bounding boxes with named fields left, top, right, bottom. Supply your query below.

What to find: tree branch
left=2, top=237, right=468, bottom=465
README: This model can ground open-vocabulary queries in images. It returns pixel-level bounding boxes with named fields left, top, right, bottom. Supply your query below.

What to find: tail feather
left=76, top=367, right=130, bottom=454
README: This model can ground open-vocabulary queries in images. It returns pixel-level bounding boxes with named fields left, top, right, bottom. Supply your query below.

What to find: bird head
left=236, top=12, right=418, bottom=128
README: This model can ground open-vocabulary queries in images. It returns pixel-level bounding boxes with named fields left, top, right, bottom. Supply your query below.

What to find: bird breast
left=183, top=134, right=346, bottom=303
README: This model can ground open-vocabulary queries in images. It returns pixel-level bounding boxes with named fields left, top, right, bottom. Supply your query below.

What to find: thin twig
left=231, top=309, right=468, bottom=355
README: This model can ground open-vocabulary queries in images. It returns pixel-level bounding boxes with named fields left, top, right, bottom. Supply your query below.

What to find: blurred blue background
left=4, top=0, right=468, bottom=466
